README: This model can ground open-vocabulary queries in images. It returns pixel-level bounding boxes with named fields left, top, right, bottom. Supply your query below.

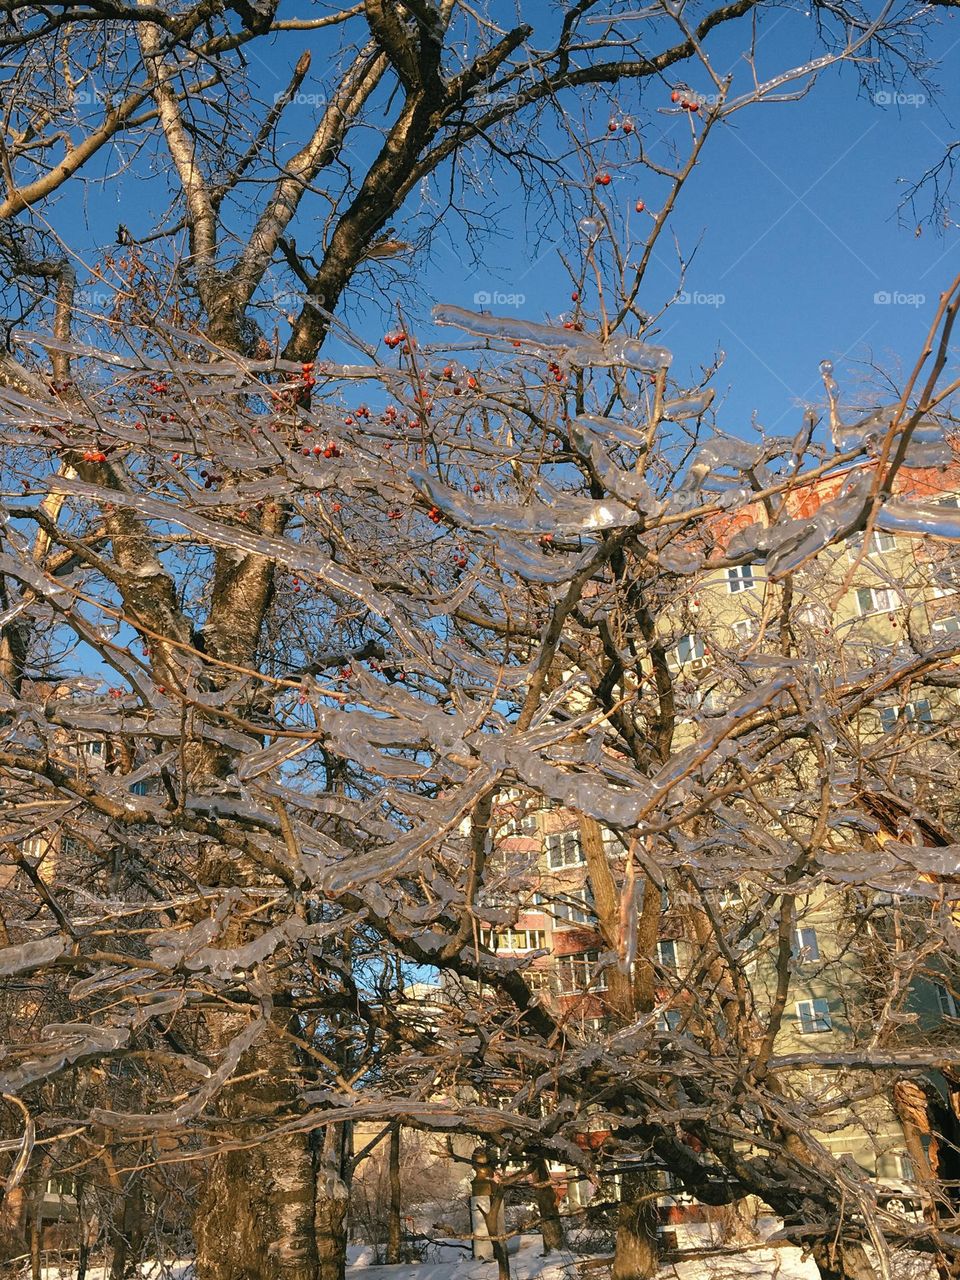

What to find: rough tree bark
left=611, top=1173, right=660, bottom=1280
left=315, top=1126, right=349, bottom=1280
left=531, top=1157, right=564, bottom=1254
left=581, top=816, right=662, bottom=1280
left=386, top=1122, right=402, bottom=1264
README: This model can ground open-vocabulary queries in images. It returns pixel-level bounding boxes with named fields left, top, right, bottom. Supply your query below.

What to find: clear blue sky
left=396, top=3, right=960, bottom=437
left=50, top=2, right=960, bottom=437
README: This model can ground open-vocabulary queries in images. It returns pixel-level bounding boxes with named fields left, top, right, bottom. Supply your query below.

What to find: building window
left=792, top=926, right=820, bottom=962
left=856, top=586, right=898, bottom=616
left=879, top=700, right=932, bottom=733
left=546, top=829, right=584, bottom=870
left=931, top=559, right=960, bottom=597
left=731, top=618, right=758, bottom=643
left=45, top=1174, right=77, bottom=1199
left=656, top=1009, right=682, bottom=1032
left=670, top=633, right=706, bottom=668
left=726, top=565, right=756, bottom=593
left=601, top=827, right=623, bottom=860
left=796, top=998, right=832, bottom=1034
left=551, top=887, right=595, bottom=927
left=82, top=740, right=104, bottom=757
left=936, top=494, right=960, bottom=509
left=556, top=950, right=607, bottom=994
left=849, top=530, right=897, bottom=558
left=525, top=970, right=554, bottom=994
left=481, top=928, right=547, bottom=953
left=655, top=939, right=679, bottom=969
left=935, top=983, right=958, bottom=1018
left=932, top=616, right=960, bottom=635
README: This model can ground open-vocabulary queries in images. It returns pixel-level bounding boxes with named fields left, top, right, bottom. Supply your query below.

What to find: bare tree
left=0, top=7, right=959, bottom=1278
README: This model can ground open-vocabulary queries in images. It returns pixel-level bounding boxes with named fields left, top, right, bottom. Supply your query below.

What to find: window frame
left=935, top=982, right=958, bottom=1019
left=856, top=585, right=898, bottom=617
left=792, top=926, right=821, bottom=962
left=556, top=949, right=608, bottom=995
left=726, top=564, right=756, bottom=594
left=796, top=997, right=832, bottom=1034
left=545, top=829, right=585, bottom=870
left=481, top=928, right=547, bottom=953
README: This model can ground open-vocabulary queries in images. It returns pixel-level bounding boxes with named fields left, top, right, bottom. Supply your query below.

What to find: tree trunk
left=109, top=1176, right=145, bottom=1280
left=195, top=1126, right=320, bottom=1280
left=29, top=1208, right=41, bottom=1280
left=531, top=1158, right=564, bottom=1254
left=810, top=1240, right=879, bottom=1280
left=478, top=1185, right=510, bottom=1280
left=386, top=1123, right=402, bottom=1264
left=611, top=1172, right=659, bottom=1280
left=194, top=1015, right=319, bottom=1280
left=315, top=1126, right=349, bottom=1280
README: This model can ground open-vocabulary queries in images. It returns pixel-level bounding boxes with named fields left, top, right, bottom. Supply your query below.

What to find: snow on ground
left=33, top=1232, right=827, bottom=1280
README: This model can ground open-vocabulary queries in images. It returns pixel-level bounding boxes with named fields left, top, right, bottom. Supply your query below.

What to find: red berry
left=608, top=118, right=618, bottom=131
left=671, top=90, right=681, bottom=103
left=623, top=120, right=634, bottom=134
left=571, top=291, right=579, bottom=302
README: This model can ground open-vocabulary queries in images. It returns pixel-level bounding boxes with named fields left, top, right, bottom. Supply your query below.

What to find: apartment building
left=476, top=459, right=960, bottom=1208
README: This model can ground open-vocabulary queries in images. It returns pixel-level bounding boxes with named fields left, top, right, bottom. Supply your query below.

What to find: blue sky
left=398, top=3, right=960, bottom=436
left=45, top=2, right=960, bottom=438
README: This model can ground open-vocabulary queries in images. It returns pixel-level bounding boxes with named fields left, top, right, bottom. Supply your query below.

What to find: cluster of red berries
left=635, top=199, right=646, bottom=213
left=301, top=442, right=343, bottom=458
left=83, top=449, right=108, bottom=462
left=546, top=361, right=566, bottom=384
left=301, top=363, right=316, bottom=390
left=388, top=509, right=403, bottom=520
left=199, top=469, right=223, bottom=489
left=594, top=172, right=612, bottom=186
left=608, top=117, right=635, bottom=134
left=149, top=381, right=169, bottom=395
left=671, top=90, right=700, bottom=111
left=428, top=506, right=442, bottom=523
left=384, top=331, right=408, bottom=349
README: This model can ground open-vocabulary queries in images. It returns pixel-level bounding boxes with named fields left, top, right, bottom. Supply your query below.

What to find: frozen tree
left=1, top=267, right=960, bottom=1279
left=1, top=3, right=959, bottom=1277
